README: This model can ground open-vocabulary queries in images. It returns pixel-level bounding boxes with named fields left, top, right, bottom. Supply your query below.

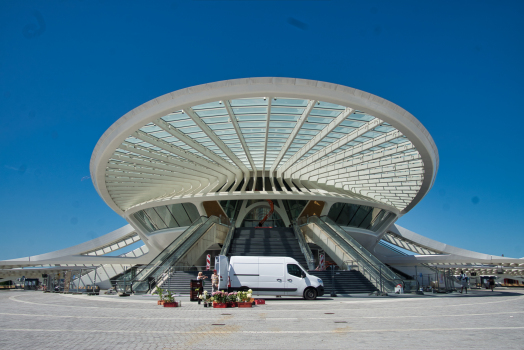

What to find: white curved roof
left=91, top=78, right=438, bottom=215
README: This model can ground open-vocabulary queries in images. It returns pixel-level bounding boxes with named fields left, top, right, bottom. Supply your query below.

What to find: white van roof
left=230, top=256, right=298, bottom=264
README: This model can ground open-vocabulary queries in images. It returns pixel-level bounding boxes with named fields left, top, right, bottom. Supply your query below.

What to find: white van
left=215, top=255, right=324, bottom=300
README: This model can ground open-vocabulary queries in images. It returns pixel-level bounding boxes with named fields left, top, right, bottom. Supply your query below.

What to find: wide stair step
left=227, top=227, right=308, bottom=268
left=161, top=271, right=213, bottom=294
left=312, top=270, right=378, bottom=294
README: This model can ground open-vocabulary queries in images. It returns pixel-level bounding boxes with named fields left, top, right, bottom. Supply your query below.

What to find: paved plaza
left=1, top=289, right=524, bottom=349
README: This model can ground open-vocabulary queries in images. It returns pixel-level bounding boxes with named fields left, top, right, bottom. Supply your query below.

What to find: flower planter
left=227, top=301, right=238, bottom=308
left=255, top=299, right=265, bottom=305
left=237, top=301, right=252, bottom=308
left=163, top=302, right=178, bottom=307
left=157, top=300, right=165, bottom=305
left=213, top=302, right=227, bottom=308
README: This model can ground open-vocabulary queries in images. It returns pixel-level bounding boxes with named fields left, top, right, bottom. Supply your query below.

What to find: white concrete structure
left=1, top=78, right=522, bottom=289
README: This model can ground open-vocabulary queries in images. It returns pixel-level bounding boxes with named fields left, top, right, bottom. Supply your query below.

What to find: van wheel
left=304, top=288, right=317, bottom=300
left=239, top=287, right=249, bottom=292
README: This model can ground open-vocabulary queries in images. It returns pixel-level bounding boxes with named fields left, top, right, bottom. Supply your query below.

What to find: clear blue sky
left=1, top=0, right=523, bottom=261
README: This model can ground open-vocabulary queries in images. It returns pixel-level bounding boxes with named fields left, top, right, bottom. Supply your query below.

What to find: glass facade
left=241, top=206, right=285, bottom=227
left=282, top=200, right=308, bottom=221
left=131, top=203, right=200, bottom=233
left=327, top=202, right=393, bottom=232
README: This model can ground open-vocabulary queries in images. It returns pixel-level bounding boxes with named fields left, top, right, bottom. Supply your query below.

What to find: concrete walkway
left=1, top=289, right=523, bottom=349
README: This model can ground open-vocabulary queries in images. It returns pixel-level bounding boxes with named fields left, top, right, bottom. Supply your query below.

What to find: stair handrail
left=320, top=216, right=400, bottom=280
left=124, top=216, right=213, bottom=293
left=118, top=216, right=206, bottom=286
left=219, top=219, right=236, bottom=256
left=292, top=220, right=315, bottom=270
left=133, top=215, right=221, bottom=293
left=307, top=216, right=403, bottom=292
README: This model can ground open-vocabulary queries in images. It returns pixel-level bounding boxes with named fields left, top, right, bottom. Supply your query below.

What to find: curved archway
left=238, top=202, right=289, bottom=227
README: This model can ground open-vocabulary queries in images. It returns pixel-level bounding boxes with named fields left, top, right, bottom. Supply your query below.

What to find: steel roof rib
left=277, top=107, right=354, bottom=191
left=223, top=100, right=258, bottom=191
left=262, top=97, right=273, bottom=191
left=269, top=99, right=315, bottom=190
left=183, top=106, right=250, bottom=191
left=124, top=133, right=230, bottom=190
left=153, top=117, right=242, bottom=192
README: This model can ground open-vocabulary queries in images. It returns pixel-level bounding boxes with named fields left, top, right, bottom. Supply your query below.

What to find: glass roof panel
left=272, top=98, right=308, bottom=107
left=309, top=108, right=343, bottom=117
left=230, top=98, right=268, bottom=107
left=316, top=101, right=345, bottom=109
left=192, top=101, right=224, bottom=110
left=194, top=108, right=228, bottom=117
left=271, top=107, right=305, bottom=115
left=232, top=107, right=268, bottom=114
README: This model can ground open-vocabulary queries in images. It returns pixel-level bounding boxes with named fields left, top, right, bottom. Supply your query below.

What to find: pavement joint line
left=1, top=311, right=523, bottom=320
left=1, top=327, right=524, bottom=334
left=9, top=293, right=524, bottom=312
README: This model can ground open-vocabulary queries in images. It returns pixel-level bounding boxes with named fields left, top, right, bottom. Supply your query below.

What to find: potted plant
left=201, top=290, right=210, bottom=307
left=155, top=287, right=165, bottom=305
left=227, top=292, right=238, bottom=307
left=163, top=291, right=178, bottom=307
left=237, top=289, right=253, bottom=308
left=212, top=291, right=228, bottom=308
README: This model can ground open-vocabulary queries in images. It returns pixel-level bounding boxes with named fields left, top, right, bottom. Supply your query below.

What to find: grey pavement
left=1, top=288, right=523, bottom=349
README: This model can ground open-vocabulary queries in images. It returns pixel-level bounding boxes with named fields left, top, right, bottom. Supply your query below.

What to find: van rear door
left=215, top=255, right=229, bottom=290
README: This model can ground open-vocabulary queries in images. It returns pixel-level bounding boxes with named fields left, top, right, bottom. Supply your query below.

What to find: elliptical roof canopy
left=91, top=78, right=438, bottom=215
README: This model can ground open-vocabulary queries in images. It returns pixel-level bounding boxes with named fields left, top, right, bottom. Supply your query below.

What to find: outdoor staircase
left=227, top=227, right=308, bottom=268
left=312, top=270, right=379, bottom=294
left=161, top=271, right=213, bottom=294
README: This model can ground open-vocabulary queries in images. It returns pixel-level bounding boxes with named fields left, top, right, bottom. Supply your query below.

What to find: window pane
left=327, top=203, right=344, bottom=222
left=155, top=206, right=179, bottom=228
left=348, top=206, right=371, bottom=227
left=365, top=208, right=383, bottom=230
left=287, top=264, right=302, bottom=278
left=338, top=204, right=359, bottom=226
left=169, top=203, right=192, bottom=226
left=183, top=203, right=200, bottom=222
left=133, top=211, right=155, bottom=233
left=144, top=208, right=167, bottom=230
left=357, top=208, right=374, bottom=228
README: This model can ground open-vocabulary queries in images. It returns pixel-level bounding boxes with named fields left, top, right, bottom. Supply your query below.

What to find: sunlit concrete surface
left=1, top=289, right=524, bottom=349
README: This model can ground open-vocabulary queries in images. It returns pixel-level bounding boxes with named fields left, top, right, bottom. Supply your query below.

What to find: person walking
left=211, top=269, right=219, bottom=293
left=489, top=276, right=495, bottom=292
left=459, top=270, right=468, bottom=294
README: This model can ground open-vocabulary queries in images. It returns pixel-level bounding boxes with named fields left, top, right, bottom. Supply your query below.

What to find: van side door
left=258, top=260, right=286, bottom=296
left=285, top=264, right=308, bottom=296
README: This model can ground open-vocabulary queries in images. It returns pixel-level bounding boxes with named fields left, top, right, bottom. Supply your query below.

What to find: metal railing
left=219, top=219, right=236, bottom=256
left=378, top=241, right=459, bottom=293
left=306, top=216, right=404, bottom=293
left=292, top=220, right=315, bottom=270
left=118, top=216, right=220, bottom=294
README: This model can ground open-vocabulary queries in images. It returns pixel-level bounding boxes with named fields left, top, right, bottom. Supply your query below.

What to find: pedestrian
left=489, top=276, right=495, bottom=292
left=211, top=269, right=219, bottom=292
left=197, top=271, right=207, bottom=295
left=459, top=270, right=468, bottom=294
